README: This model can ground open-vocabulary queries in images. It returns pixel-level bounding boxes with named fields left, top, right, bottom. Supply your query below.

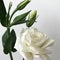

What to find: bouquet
left=0, top=0, right=54, bottom=60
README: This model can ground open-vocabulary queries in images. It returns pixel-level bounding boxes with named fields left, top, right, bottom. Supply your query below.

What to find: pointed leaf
left=10, top=11, right=31, bottom=27
left=10, top=29, right=17, bottom=52
left=2, top=29, right=17, bottom=54
left=0, top=0, right=6, bottom=21
left=2, top=30, right=9, bottom=54
left=0, top=0, right=7, bottom=27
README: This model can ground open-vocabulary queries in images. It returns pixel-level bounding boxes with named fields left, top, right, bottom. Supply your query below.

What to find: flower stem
left=10, top=9, right=17, bottom=21
left=23, top=58, right=24, bottom=60
left=7, top=27, right=13, bottom=60
left=9, top=52, right=13, bottom=60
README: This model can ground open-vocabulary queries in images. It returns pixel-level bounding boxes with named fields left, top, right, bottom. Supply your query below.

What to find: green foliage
left=10, top=0, right=31, bottom=21
left=0, top=0, right=7, bottom=26
left=1, top=14, right=10, bottom=27
left=0, top=0, right=37, bottom=57
left=0, top=0, right=32, bottom=55
left=2, top=29, right=16, bottom=54
left=10, top=11, right=31, bottom=27
left=0, top=0, right=6, bottom=20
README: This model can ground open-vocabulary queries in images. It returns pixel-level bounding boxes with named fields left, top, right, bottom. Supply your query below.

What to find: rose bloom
left=15, top=28, right=54, bottom=60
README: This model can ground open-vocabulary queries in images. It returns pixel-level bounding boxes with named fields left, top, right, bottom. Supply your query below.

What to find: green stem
left=6, top=3, right=14, bottom=60
left=9, top=52, right=13, bottom=60
left=10, top=9, right=17, bottom=21
left=7, top=28, right=13, bottom=60
left=23, top=58, right=24, bottom=60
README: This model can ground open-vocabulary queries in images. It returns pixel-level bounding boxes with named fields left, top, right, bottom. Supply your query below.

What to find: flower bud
left=26, top=10, right=37, bottom=27
left=9, top=2, right=12, bottom=10
left=29, top=10, right=37, bottom=20
left=17, top=0, right=30, bottom=10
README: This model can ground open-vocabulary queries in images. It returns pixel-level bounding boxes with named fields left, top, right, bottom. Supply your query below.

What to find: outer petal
left=34, top=47, right=51, bottom=55
left=41, top=39, right=54, bottom=48
left=40, top=54, right=51, bottom=60
left=20, top=51, right=34, bottom=60
left=35, top=36, right=48, bottom=47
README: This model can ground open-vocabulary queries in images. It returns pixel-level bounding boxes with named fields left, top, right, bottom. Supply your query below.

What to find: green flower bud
left=17, top=0, right=30, bottom=10
left=26, top=10, right=37, bottom=27
left=9, top=2, right=12, bottom=10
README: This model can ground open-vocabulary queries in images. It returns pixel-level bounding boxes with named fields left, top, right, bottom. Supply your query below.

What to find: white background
left=0, top=0, right=60, bottom=60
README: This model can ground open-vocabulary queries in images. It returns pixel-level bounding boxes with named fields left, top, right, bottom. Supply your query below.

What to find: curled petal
left=36, top=36, right=48, bottom=47
left=20, top=51, right=34, bottom=60
left=14, top=28, right=54, bottom=60
left=40, top=54, right=51, bottom=60
left=40, top=39, right=54, bottom=48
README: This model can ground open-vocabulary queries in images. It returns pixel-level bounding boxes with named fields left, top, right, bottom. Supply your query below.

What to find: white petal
left=40, top=54, right=51, bottom=60
left=35, top=47, right=51, bottom=55
left=36, top=36, right=48, bottom=47
left=41, top=39, right=54, bottom=48
left=20, top=51, right=34, bottom=60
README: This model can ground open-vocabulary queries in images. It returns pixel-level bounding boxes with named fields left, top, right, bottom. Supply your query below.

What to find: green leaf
left=0, top=0, right=6, bottom=21
left=10, top=11, right=31, bottom=27
left=9, top=0, right=30, bottom=23
left=0, top=0, right=7, bottom=26
left=10, top=29, right=17, bottom=52
left=1, top=14, right=10, bottom=27
left=2, top=30, right=9, bottom=54
left=2, top=29, right=16, bottom=54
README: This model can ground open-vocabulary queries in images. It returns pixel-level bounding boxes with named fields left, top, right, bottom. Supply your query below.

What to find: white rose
left=15, top=28, right=54, bottom=60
